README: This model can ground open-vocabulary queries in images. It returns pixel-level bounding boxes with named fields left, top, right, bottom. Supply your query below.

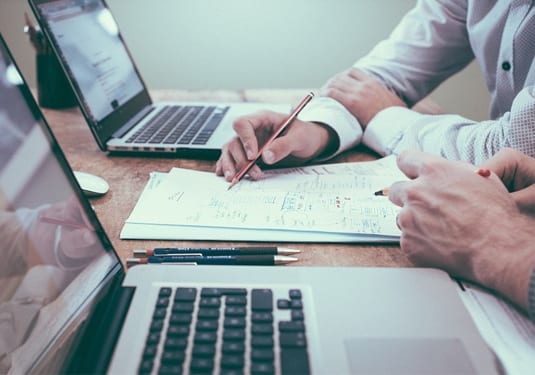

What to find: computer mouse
left=73, top=171, right=110, bottom=198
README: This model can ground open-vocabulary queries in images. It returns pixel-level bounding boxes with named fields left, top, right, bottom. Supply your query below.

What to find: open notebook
left=0, top=33, right=502, bottom=374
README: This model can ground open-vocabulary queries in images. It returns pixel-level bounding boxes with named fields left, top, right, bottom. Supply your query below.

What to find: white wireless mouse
left=73, top=171, right=110, bottom=197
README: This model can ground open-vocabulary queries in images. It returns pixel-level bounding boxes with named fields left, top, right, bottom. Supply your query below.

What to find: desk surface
left=41, top=89, right=419, bottom=268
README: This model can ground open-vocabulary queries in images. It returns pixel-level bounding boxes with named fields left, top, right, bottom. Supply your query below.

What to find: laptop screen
left=33, top=0, right=144, bottom=123
left=0, top=36, right=120, bottom=373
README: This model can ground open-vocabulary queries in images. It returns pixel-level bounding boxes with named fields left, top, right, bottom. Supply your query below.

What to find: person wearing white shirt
left=215, top=0, right=535, bottom=180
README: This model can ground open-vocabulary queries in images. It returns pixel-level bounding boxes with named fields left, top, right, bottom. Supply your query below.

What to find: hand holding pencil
left=227, top=92, right=314, bottom=190
left=216, top=92, right=337, bottom=185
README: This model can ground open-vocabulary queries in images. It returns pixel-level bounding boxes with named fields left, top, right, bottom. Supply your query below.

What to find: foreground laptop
left=0, top=36, right=499, bottom=374
left=28, top=0, right=289, bottom=158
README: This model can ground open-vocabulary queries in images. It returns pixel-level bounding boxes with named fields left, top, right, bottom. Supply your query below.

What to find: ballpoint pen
left=227, top=92, right=315, bottom=190
left=374, top=168, right=493, bottom=197
left=133, top=246, right=301, bottom=257
left=126, top=255, right=298, bottom=266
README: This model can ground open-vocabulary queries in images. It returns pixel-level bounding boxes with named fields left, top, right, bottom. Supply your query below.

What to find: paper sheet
left=458, top=283, right=535, bottom=374
left=121, top=157, right=404, bottom=242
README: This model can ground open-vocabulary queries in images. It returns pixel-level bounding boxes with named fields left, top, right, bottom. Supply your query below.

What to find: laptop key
left=252, top=289, right=273, bottom=311
left=280, top=347, right=310, bottom=375
left=174, top=287, right=197, bottom=301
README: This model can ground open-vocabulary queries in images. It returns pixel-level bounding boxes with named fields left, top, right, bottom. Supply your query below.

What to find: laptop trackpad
left=344, top=338, right=475, bottom=374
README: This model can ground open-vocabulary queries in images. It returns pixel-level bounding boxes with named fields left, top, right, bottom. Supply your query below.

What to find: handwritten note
left=123, top=157, right=405, bottom=241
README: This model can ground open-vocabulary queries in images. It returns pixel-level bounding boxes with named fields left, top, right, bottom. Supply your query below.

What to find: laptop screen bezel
left=28, top=0, right=154, bottom=151
left=0, top=32, right=127, bottom=372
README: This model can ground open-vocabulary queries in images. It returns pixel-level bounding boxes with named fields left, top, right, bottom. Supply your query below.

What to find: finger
left=261, top=121, right=324, bottom=165
left=511, top=185, right=535, bottom=213
left=347, top=67, right=370, bottom=81
left=322, top=74, right=359, bottom=94
left=387, top=180, right=411, bottom=207
left=479, top=148, right=520, bottom=188
left=321, top=86, right=356, bottom=107
left=217, top=140, right=245, bottom=181
left=395, top=150, right=431, bottom=179
left=261, top=133, right=298, bottom=165
left=481, top=148, right=535, bottom=191
left=395, top=150, right=457, bottom=179
left=233, top=111, right=289, bottom=159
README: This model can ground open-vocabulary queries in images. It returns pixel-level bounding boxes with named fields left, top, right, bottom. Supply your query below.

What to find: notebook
left=28, top=0, right=289, bottom=159
left=0, top=35, right=500, bottom=374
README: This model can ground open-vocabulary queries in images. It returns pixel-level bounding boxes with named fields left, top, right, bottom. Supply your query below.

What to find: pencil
left=374, top=167, right=492, bottom=197
left=374, top=188, right=389, bottom=196
left=227, top=92, right=315, bottom=190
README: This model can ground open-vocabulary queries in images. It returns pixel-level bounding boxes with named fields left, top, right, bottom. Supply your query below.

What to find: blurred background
left=0, top=0, right=490, bottom=120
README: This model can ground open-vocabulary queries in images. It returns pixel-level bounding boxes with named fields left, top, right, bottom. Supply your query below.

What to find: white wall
left=0, top=0, right=490, bottom=120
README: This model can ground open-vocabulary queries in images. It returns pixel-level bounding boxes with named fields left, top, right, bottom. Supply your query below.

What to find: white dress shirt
left=298, top=0, right=535, bottom=165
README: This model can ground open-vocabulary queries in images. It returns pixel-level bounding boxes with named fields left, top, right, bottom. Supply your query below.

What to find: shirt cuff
left=362, top=106, right=423, bottom=156
left=297, top=96, right=362, bottom=160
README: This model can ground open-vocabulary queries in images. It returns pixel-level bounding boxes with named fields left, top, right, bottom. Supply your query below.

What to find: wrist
left=481, top=215, right=535, bottom=312
left=310, top=122, right=339, bottom=160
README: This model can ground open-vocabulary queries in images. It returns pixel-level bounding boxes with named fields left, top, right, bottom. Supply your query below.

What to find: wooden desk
left=41, top=89, right=416, bottom=268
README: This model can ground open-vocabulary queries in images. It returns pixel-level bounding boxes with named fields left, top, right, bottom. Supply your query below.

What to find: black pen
left=133, top=247, right=301, bottom=257
left=126, top=255, right=298, bottom=266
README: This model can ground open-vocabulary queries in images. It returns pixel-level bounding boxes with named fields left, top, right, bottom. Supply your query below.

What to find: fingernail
left=263, top=150, right=275, bottom=164
left=246, top=148, right=254, bottom=160
left=224, top=170, right=232, bottom=179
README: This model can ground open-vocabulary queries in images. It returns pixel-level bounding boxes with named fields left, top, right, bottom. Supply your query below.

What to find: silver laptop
left=0, top=35, right=499, bottom=374
left=28, top=0, right=289, bottom=158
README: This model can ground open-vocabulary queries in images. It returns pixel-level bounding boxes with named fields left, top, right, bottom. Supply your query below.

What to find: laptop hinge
left=63, top=274, right=135, bottom=374
left=112, top=105, right=154, bottom=138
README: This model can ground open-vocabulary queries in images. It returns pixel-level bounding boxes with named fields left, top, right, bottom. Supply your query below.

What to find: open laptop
left=0, top=35, right=500, bottom=374
left=28, top=0, right=289, bottom=159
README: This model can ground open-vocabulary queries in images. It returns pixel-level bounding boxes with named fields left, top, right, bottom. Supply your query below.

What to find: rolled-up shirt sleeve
left=298, top=97, right=363, bottom=160
left=363, top=85, right=535, bottom=164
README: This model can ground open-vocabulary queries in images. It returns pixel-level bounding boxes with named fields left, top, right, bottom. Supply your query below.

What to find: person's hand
left=480, top=148, right=535, bottom=213
left=388, top=150, right=535, bottom=311
left=215, top=111, right=335, bottom=181
left=320, top=67, right=407, bottom=128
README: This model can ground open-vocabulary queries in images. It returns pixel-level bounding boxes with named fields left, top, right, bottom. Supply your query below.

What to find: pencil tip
left=278, top=247, right=301, bottom=255
left=227, top=179, right=238, bottom=191
left=374, top=188, right=389, bottom=196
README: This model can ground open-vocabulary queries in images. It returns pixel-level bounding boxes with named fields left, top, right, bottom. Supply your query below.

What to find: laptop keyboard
left=126, top=105, right=228, bottom=146
left=138, top=286, right=311, bottom=375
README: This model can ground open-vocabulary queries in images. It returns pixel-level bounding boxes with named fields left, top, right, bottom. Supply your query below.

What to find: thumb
left=261, top=135, right=296, bottom=165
